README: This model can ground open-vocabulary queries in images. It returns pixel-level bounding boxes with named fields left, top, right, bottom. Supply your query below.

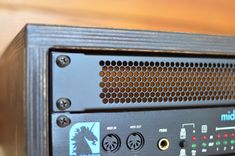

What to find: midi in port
left=102, top=134, right=121, bottom=153
left=158, top=138, right=170, bottom=151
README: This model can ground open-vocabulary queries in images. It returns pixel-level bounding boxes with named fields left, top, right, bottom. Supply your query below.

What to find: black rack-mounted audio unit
left=0, top=24, right=235, bottom=156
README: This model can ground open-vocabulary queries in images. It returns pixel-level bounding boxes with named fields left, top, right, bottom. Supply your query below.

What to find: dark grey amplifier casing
left=51, top=51, right=235, bottom=112
left=52, top=107, right=235, bottom=156
left=1, top=24, right=235, bottom=156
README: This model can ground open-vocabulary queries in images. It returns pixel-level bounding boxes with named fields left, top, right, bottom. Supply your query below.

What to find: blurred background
left=0, top=0, right=235, bottom=54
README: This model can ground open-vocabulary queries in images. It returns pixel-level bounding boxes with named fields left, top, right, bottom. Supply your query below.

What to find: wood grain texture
left=27, top=24, right=235, bottom=54
left=0, top=0, right=235, bottom=54
left=0, top=27, right=26, bottom=156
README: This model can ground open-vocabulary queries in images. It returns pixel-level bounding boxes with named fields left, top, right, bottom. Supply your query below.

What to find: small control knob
left=179, top=140, right=187, bottom=148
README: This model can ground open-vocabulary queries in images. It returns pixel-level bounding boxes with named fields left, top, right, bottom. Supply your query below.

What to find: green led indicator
left=202, top=142, right=207, bottom=147
left=223, top=140, right=228, bottom=145
left=231, top=140, right=235, bottom=144
left=216, top=141, right=221, bottom=146
left=192, top=144, right=197, bottom=148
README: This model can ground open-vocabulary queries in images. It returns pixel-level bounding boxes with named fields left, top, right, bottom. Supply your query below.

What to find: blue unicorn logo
left=70, top=122, right=100, bottom=156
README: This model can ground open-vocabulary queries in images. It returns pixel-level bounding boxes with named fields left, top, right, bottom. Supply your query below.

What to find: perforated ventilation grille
left=99, top=60, right=235, bottom=104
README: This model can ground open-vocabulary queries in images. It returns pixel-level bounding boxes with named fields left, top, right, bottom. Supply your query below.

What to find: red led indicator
left=202, top=135, right=207, bottom=140
left=231, top=133, right=235, bottom=138
left=216, top=134, right=221, bottom=139
left=192, top=136, right=196, bottom=141
left=223, top=133, right=228, bottom=138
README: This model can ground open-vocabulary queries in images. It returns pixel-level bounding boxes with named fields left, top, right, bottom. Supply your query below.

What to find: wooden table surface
left=0, top=0, right=235, bottom=54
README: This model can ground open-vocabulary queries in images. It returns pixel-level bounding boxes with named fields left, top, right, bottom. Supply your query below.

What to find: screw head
left=56, top=55, right=71, bottom=67
left=57, top=98, right=71, bottom=110
left=57, top=115, right=71, bottom=128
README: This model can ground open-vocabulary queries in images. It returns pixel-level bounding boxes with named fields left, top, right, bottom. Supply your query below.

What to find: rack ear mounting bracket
left=1, top=24, right=235, bottom=156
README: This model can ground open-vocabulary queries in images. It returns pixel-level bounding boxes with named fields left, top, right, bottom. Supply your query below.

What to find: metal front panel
left=51, top=51, right=235, bottom=112
left=51, top=107, right=235, bottom=156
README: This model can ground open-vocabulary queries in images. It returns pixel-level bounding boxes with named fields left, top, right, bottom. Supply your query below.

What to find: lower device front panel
left=51, top=107, right=235, bottom=156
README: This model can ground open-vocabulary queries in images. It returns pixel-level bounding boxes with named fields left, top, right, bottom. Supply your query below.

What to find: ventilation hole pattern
left=99, top=61, right=235, bottom=104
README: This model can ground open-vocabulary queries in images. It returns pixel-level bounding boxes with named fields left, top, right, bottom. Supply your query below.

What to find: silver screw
left=57, top=115, right=71, bottom=128
left=57, top=98, right=71, bottom=110
left=56, top=55, right=71, bottom=67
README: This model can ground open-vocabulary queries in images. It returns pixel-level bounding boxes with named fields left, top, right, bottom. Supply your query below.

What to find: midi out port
left=126, top=132, right=145, bottom=152
left=158, top=138, right=170, bottom=151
